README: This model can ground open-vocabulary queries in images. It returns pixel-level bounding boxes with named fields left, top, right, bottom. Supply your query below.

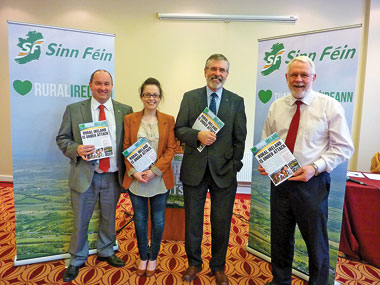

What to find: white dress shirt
left=262, top=90, right=354, bottom=173
left=90, top=97, right=118, bottom=173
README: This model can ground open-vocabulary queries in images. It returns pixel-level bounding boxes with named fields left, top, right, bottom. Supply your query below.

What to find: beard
left=207, top=76, right=224, bottom=90
left=290, top=84, right=312, bottom=99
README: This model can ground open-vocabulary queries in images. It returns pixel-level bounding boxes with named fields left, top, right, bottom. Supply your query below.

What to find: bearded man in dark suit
left=175, top=54, right=247, bottom=285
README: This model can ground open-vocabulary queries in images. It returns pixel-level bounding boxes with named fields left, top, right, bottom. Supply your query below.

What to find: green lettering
left=330, top=48, right=340, bottom=60
left=81, top=85, right=87, bottom=98
left=308, top=52, right=316, bottom=61
left=335, top=92, right=340, bottom=102
left=59, top=48, right=78, bottom=58
left=341, top=92, right=346, bottom=102
left=319, top=46, right=332, bottom=61
left=286, top=50, right=297, bottom=64
left=92, top=50, right=100, bottom=60
left=346, top=92, right=353, bottom=102
left=82, top=47, right=93, bottom=59
left=46, top=43, right=57, bottom=56
left=103, top=52, right=112, bottom=61
left=344, top=48, right=356, bottom=59
left=73, top=85, right=80, bottom=97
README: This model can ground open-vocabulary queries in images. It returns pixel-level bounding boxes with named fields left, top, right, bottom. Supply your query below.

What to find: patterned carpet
left=1, top=182, right=380, bottom=284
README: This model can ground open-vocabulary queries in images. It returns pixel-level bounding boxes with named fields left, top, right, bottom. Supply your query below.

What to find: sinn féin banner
left=8, top=21, right=114, bottom=265
left=248, top=25, right=361, bottom=284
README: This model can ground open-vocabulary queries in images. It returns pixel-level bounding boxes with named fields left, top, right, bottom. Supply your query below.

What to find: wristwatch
left=312, top=162, right=319, bottom=176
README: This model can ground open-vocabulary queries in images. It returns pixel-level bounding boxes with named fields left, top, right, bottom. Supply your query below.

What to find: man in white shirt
left=259, top=56, right=354, bottom=285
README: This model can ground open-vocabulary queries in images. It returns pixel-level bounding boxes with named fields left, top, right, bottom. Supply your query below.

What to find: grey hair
left=205, top=54, right=230, bottom=71
left=286, top=56, right=315, bottom=74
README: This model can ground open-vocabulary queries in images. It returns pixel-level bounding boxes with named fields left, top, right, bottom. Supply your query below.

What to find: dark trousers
left=183, top=167, right=237, bottom=272
left=270, top=172, right=331, bottom=285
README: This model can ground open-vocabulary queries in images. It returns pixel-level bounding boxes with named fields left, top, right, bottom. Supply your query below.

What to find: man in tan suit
left=56, top=70, right=133, bottom=282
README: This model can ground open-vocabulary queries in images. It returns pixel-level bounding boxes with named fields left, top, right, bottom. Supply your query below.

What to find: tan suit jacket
left=56, top=98, right=133, bottom=193
left=122, top=110, right=176, bottom=190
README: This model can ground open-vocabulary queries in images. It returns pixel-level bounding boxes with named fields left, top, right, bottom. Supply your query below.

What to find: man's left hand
left=288, top=165, right=316, bottom=182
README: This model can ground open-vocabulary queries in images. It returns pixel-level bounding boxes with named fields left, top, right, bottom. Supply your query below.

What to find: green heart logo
left=13, top=80, right=32, bottom=96
left=258, top=89, right=272, bottom=104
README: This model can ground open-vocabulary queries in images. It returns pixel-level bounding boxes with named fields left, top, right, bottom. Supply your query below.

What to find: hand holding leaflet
left=192, top=107, right=224, bottom=152
left=123, top=137, right=157, bottom=172
left=252, top=132, right=301, bottom=186
left=79, top=121, right=114, bottom=161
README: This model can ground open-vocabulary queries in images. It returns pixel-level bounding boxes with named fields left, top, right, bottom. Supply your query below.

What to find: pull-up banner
left=248, top=25, right=361, bottom=284
left=8, top=21, right=115, bottom=265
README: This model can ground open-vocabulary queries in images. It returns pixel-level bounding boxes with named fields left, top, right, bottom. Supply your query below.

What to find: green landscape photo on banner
left=8, top=21, right=115, bottom=263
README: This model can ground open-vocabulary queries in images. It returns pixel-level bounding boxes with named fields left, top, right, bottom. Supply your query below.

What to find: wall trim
left=0, top=175, right=13, bottom=182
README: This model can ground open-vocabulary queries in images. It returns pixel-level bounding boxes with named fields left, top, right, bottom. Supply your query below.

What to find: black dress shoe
left=97, top=254, right=125, bottom=267
left=63, top=264, right=84, bottom=282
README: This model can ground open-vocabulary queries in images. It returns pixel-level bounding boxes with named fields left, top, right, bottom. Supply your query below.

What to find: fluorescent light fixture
left=157, top=13, right=297, bottom=23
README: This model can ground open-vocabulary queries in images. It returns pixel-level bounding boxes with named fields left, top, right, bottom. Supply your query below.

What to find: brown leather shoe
left=182, top=265, right=202, bottom=281
left=145, top=260, right=157, bottom=277
left=136, top=260, right=147, bottom=276
left=213, top=270, right=229, bottom=285
left=136, top=267, right=145, bottom=276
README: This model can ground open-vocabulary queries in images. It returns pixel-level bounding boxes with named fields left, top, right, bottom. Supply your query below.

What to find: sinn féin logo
left=15, top=31, right=45, bottom=64
left=261, top=43, right=285, bottom=76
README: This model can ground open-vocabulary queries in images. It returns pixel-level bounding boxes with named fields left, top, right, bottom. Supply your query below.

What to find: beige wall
left=0, top=0, right=368, bottom=178
left=357, top=0, right=380, bottom=171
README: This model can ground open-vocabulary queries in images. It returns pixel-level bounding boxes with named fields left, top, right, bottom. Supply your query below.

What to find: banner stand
left=14, top=244, right=119, bottom=266
left=8, top=21, right=115, bottom=265
left=248, top=24, right=362, bottom=284
left=246, top=246, right=310, bottom=282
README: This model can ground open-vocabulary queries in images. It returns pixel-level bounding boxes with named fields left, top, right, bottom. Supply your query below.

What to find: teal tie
left=209, top=93, right=217, bottom=114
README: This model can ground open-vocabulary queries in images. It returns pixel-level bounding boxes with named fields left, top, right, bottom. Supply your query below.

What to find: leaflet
left=122, top=137, right=157, bottom=172
left=192, top=107, right=225, bottom=152
left=251, top=132, right=301, bottom=186
left=79, top=121, right=113, bottom=161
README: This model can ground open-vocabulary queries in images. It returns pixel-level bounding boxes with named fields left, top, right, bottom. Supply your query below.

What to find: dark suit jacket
left=122, top=110, right=176, bottom=190
left=56, top=98, right=133, bottom=193
left=175, top=87, right=247, bottom=188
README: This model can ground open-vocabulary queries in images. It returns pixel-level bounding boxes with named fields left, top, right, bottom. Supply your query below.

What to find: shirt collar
left=91, top=97, right=113, bottom=110
left=289, top=89, right=314, bottom=106
left=206, top=86, right=223, bottom=99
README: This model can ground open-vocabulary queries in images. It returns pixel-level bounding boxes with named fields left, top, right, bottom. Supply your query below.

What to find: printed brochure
left=79, top=121, right=113, bottom=161
left=123, top=137, right=157, bottom=172
left=192, top=107, right=224, bottom=152
left=251, top=132, right=301, bottom=186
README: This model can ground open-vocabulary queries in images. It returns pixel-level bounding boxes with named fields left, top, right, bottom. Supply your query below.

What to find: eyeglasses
left=142, top=93, right=160, bottom=99
left=288, top=73, right=314, bottom=79
left=207, top=67, right=228, bottom=73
